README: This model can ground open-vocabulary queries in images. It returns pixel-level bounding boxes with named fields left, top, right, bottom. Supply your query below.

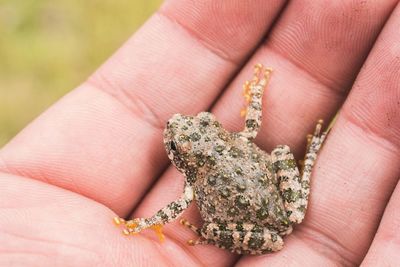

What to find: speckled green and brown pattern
left=119, top=64, right=328, bottom=255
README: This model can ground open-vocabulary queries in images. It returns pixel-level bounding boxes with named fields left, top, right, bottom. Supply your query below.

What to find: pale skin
left=1, top=1, right=400, bottom=266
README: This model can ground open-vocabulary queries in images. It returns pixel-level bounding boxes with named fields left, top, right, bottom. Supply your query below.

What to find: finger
left=214, top=0, right=397, bottom=157
left=0, top=172, right=215, bottom=266
left=361, top=181, right=400, bottom=266
left=0, top=1, right=286, bottom=216
left=239, top=3, right=400, bottom=266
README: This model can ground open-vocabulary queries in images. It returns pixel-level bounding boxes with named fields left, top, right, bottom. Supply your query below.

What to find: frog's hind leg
left=299, top=120, right=328, bottom=211
left=271, top=145, right=303, bottom=224
left=240, top=64, right=272, bottom=140
left=199, top=222, right=283, bottom=255
left=271, top=120, right=327, bottom=224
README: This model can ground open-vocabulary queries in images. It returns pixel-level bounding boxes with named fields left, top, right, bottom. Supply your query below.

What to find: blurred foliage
left=0, top=0, right=162, bottom=147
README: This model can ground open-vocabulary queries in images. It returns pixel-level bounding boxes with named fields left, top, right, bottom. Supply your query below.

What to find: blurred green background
left=0, top=0, right=162, bottom=147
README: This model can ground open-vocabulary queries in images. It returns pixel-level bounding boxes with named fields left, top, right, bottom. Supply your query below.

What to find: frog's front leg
left=193, top=222, right=283, bottom=255
left=114, top=183, right=194, bottom=241
left=271, top=120, right=327, bottom=224
left=240, top=64, right=272, bottom=140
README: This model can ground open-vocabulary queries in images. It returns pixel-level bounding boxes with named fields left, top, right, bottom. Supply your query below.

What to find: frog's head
left=163, top=112, right=221, bottom=176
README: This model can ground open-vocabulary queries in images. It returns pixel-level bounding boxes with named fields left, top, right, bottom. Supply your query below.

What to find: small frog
left=114, top=64, right=328, bottom=254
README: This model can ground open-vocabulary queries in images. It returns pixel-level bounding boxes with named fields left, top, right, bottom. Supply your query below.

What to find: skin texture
left=1, top=0, right=400, bottom=266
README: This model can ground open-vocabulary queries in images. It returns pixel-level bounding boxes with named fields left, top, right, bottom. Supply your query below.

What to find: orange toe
left=150, top=224, right=165, bottom=243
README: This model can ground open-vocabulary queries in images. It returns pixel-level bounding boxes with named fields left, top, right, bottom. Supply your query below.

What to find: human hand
left=1, top=1, right=399, bottom=266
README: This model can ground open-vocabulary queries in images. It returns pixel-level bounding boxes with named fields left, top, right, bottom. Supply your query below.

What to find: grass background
left=0, top=0, right=162, bottom=147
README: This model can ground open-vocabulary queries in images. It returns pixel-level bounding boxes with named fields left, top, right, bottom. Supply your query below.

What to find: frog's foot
left=187, top=237, right=208, bottom=246
left=305, top=119, right=327, bottom=161
left=113, top=216, right=165, bottom=242
left=149, top=224, right=166, bottom=242
left=180, top=218, right=206, bottom=246
left=180, top=218, right=200, bottom=235
left=240, top=63, right=272, bottom=139
left=301, top=133, right=314, bottom=175
left=241, top=64, right=272, bottom=113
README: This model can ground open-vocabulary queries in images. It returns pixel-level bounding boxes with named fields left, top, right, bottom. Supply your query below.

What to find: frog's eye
left=169, top=141, right=177, bottom=152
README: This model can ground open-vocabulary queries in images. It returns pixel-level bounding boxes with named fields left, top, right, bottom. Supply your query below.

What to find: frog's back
left=194, top=134, right=289, bottom=231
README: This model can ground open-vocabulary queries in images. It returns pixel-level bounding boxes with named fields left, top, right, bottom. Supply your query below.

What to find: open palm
left=1, top=1, right=400, bottom=266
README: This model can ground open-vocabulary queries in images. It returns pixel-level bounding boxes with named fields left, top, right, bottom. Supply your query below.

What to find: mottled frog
left=114, top=64, right=327, bottom=255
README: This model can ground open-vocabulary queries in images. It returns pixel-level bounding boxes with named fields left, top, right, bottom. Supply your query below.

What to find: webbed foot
left=113, top=216, right=165, bottom=242
left=240, top=63, right=272, bottom=139
left=180, top=218, right=206, bottom=246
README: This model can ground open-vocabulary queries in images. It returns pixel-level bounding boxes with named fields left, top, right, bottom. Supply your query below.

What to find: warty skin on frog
left=114, top=64, right=327, bottom=255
